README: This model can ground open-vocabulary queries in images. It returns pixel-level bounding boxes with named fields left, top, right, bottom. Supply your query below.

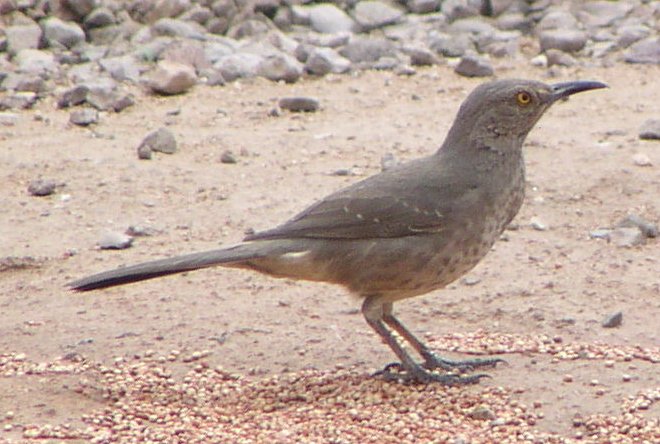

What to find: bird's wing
left=245, top=158, right=475, bottom=241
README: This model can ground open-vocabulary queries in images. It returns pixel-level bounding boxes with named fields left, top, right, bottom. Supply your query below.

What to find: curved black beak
left=549, top=80, right=608, bottom=102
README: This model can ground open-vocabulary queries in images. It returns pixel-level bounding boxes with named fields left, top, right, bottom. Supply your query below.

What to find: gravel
left=2, top=330, right=658, bottom=443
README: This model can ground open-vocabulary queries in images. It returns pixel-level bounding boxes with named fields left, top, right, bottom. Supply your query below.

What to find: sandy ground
left=1, top=62, right=659, bottom=442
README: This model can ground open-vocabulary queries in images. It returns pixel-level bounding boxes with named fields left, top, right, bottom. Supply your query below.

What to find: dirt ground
left=1, top=63, right=659, bottom=442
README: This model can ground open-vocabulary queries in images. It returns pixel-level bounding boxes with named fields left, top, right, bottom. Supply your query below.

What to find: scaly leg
left=381, top=302, right=504, bottom=372
left=362, top=296, right=487, bottom=385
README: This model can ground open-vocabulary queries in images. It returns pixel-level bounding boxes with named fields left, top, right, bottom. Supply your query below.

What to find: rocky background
left=1, top=0, right=659, bottom=119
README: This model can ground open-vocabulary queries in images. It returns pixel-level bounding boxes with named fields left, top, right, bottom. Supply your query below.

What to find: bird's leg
left=381, top=302, right=504, bottom=372
left=362, top=297, right=487, bottom=385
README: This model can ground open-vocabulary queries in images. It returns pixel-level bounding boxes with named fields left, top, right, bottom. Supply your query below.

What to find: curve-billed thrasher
left=69, top=79, right=606, bottom=384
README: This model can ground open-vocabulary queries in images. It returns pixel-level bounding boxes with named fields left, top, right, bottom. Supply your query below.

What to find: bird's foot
left=374, top=362, right=489, bottom=385
left=422, top=354, right=505, bottom=373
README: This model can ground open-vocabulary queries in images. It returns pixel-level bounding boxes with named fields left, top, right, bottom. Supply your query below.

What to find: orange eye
left=516, top=91, right=532, bottom=106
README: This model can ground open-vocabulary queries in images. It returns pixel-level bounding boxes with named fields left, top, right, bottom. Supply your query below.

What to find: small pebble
left=98, top=232, right=133, bottom=250
left=279, top=97, right=320, bottom=112
left=70, top=108, right=99, bottom=126
left=602, top=311, right=623, bottom=328
left=220, top=150, right=237, bottom=164
left=622, top=374, right=632, bottom=382
left=563, top=374, right=573, bottom=382
left=27, top=179, right=58, bottom=196
left=632, top=153, right=652, bottom=166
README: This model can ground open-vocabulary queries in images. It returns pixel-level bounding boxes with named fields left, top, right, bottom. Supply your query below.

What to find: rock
left=220, top=150, right=237, bottom=164
left=138, top=0, right=192, bottom=23
left=0, top=112, right=19, bottom=126
left=468, top=406, right=497, bottom=420
left=279, top=97, right=320, bottom=112
left=609, top=227, right=644, bottom=247
left=496, top=13, right=532, bottom=32
left=179, top=5, right=213, bottom=25
left=539, top=29, right=588, bottom=53
left=407, top=0, right=440, bottom=15
left=577, top=1, right=633, bottom=28
left=160, top=39, right=211, bottom=72
left=41, top=17, right=86, bottom=49
left=98, top=232, right=133, bottom=250
left=616, top=215, right=658, bottom=238
left=14, top=49, right=58, bottom=76
left=1, top=73, right=46, bottom=93
left=546, top=49, right=577, bottom=67
left=536, top=10, right=579, bottom=32
left=27, top=179, right=58, bottom=196
left=623, top=37, right=660, bottom=64
left=137, top=143, right=152, bottom=159
left=639, top=119, right=660, bottom=140
left=429, top=32, right=473, bottom=57
left=307, top=4, right=356, bottom=34
left=139, top=128, right=177, bottom=155
left=83, top=7, right=116, bottom=29
left=632, top=153, right=651, bottom=167
left=617, top=25, right=650, bottom=49
left=454, top=54, right=493, bottom=77
left=65, top=0, right=97, bottom=18
left=227, top=19, right=271, bottom=40
left=589, top=229, right=612, bottom=240
left=352, top=1, right=404, bottom=31
left=530, top=217, right=548, bottom=231
left=305, top=47, right=351, bottom=75
left=147, top=61, right=197, bottom=95
left=100, top=55, right=144, bottom=83
left=441, top=0, right=481, bottom=21
left=257, top=53, right=303, bottom=83
left=340, top=36, right=396, bottom=63
left=5, top=24, right=43, bottom=55
left=57, top=85, right=90, bottom=108
left=213, top=53, right=262, bottom=82
left=70, top=108, right=99, bottom=126
left=152, top=18, right=206, bottom=40
left=402, top=44, right=438, bottom=66
left=0, top=92, right=37, bottom=110
left=601, top=311, right=622, bottom=328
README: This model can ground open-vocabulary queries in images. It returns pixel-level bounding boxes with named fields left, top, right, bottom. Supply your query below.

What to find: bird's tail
left=68, top=242, right=275, bottom=292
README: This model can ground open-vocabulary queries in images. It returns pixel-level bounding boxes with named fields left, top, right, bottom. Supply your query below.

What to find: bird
left=69, top=79, right=607, bottom=384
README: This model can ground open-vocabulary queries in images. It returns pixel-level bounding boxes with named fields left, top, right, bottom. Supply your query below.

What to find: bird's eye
left=516, top=91, right=532, bottom=106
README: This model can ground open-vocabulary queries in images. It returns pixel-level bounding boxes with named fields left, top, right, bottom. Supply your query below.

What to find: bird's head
left=443, top=79, right=607, bottom=152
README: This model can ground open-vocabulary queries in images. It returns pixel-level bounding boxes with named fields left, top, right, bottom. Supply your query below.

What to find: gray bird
left=69, top=79, right=606, bottom=384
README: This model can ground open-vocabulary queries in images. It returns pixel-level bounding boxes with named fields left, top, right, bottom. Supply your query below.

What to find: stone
left=407, top=0, right=440, bottom=15
left=27, top=179, right=58, bottom=196
left=402, top=45, right=439, bottom=66
left=616, top=214, right=658, bottom=238
left=545, top=49, right=577, bottom=67
left=624, top=37, right=660, bottom=64
left=429, top=32, right=473, bottom=57
left=41, top=16, right=86, bottom=48
left=257, top=53, right=303, bottom=83
left=160, top=39, right=211, bottom=72
left=307, top=4, right=355, bottom=34
left=340, top=36, right=396, bottom=63
left=14, top=49, right=58, bottom=75
left=632, top=153, right=651, bottom=167
left=601, top=311, right=623, bottom=328
left=147, top=61, right=197, bottom=95
left=305, top=47, right=351, bottom=75
left=0, top=112, right=19, bottom=126
left=83, top=7, right=116, bottom=29
left=220, top=150, right=237, bottom=164
left=139, top=128, right=177, bottom=154
left=70, top=108, right=99, bottom=126
left=98, top=232, right=133, bottom=250
left=100, top=55, right=144, bottom=82
left=152, top=18, right=206, bottom=40
left=577, top=1, right=633, bottom=28
left=617, top=25, right=650, bottom=49
left=539, top=29, right=588, bottom=53
left=57, top=85, right=90, bottom=108
left=5, top=24, right=43, bottom=55
left=279, top=97, right=320, bottom=112
left=352, top=1, right=404, bottom=31
left=441, top=0, right=480, bottom=21
left=639, top=119, right=660, bottom=140
left=1, top=73, right=46, bottom=93
left=213, top=53, right=262, bottom=82
left=179, top=5, right=213, bottom=24
left=0, top=92, right=37, bottom=110
left=454, top=54, right=493, bottom=77
left=609, top=227, right=644, bottom=247
left=536, top=10, right=579, bottom=32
